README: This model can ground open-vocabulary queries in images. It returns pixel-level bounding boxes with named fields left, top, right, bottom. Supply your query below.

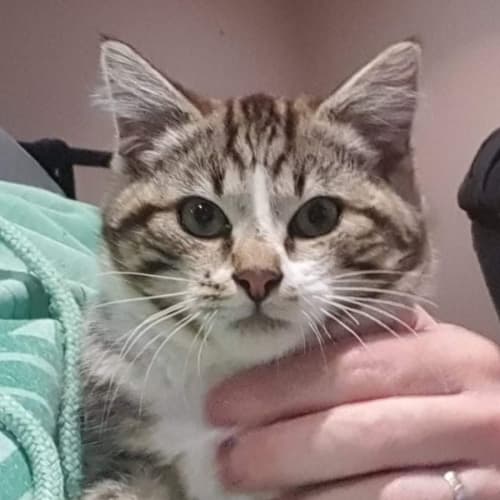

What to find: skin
left=206, top=308, right=500, bottom=499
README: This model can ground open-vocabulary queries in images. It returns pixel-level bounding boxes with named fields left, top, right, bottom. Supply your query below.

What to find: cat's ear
left=316, top=41, right=421, bottom=157
left=99, top=38, right=205, bottom=168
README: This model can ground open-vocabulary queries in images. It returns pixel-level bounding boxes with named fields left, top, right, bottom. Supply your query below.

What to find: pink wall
left=300, top=0, right=500, bottom=336
left=2, top=1, right=499, bottom=336
left=1, top=0, right=305, bottom=203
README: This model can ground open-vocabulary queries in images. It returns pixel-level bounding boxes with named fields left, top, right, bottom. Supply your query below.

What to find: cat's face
left=100, top=40, right=429, bottom=365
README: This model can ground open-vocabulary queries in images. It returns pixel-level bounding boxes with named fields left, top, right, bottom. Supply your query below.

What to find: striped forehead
left=218, top=95, right=302, bottom=196
left=217, top=165, right=280, bottom=243
left=221, top=163, right=274, bottom=216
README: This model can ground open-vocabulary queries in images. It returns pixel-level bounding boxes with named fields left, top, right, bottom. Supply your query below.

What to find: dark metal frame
left=18, top=138, right=112, bottom=199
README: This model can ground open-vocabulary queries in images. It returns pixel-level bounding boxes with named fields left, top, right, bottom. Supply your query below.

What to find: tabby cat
left=81, top=39, right=430, bottom=500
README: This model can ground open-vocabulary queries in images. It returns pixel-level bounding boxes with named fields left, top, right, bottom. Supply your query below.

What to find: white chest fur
left=90, top=299, right=262, bottom=500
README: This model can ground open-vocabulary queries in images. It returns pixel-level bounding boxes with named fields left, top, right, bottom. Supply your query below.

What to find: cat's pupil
left=192, top=202, right=214, bottom=225
left=308, top=203, right=327, bottom=225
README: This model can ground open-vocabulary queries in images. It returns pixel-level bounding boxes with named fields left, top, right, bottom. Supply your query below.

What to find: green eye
left=289, top=196, right=341, bottom=238
left=178, top=196, right=231, bottom=238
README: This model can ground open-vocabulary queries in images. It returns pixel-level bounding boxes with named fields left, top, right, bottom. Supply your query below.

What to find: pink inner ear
left=100, top=39, right=207, bottom=170
left=315, top=41, right=420, bottom=155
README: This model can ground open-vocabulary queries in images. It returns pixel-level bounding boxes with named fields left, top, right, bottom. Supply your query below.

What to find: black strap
left=458, top=128, right=500, bottom=228
left=459, top=128, right=500, bottom=320
left=18, top=139, right=112, bottom=199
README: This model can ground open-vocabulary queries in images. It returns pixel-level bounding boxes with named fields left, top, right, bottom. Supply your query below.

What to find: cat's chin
left=209, top=316, right=305, bottom=368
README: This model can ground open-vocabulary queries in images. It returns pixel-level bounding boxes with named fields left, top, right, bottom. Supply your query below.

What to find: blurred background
left=1, top=0, right=499, bottom=336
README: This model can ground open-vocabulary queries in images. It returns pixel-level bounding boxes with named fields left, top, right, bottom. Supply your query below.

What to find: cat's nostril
left=233, top=273, right=251, bottom=294
left=232, top=269, right=283, bottom=302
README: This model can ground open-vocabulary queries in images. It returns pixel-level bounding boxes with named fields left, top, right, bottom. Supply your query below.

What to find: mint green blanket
left=0, top=181, right=101, bottom=499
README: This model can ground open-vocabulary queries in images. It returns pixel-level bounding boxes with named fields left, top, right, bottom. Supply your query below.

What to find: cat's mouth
left=233, top=310, right=288, bottom=331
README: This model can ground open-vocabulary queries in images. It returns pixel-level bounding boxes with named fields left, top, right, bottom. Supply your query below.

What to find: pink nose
left=233, top=269, right=283, bottom=302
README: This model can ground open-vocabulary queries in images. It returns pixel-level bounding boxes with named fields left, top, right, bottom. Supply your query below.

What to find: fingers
left=218, top=393, right=500, bottom=491
left=207, top=322, right=500, bottom=427
left=279, top=467, right=500, bottom=500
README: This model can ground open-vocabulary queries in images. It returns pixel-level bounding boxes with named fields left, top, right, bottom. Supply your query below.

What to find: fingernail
left=217, top=436, right=240, bottom=489
left=220, top=436, right=237, bottom=452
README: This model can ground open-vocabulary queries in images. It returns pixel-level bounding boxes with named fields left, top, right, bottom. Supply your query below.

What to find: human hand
left=207, top=308, right=500, bottom=499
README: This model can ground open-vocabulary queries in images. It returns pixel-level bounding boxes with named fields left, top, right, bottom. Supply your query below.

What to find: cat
left=81, top=38, right=431, bottom=500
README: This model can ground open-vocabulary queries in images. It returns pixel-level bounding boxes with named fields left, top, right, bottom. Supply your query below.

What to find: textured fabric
left=0, top=181, right=101, bottom=499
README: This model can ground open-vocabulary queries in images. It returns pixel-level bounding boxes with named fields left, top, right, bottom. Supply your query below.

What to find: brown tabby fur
left=82, top=39, right=431, bottom=500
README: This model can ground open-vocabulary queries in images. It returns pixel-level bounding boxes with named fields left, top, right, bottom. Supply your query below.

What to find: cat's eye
left=289, top=196, right=341, bottom=238
left=178, top=196, right=231, bottom=238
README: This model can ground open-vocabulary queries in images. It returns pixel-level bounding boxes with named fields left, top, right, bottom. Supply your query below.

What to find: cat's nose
left=232, top=269, right=283, bottom=302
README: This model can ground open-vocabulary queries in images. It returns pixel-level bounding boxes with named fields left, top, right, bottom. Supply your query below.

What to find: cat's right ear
left=315, top=41, right=421, bottom=158
left=98, top=39, right=205, bottom=172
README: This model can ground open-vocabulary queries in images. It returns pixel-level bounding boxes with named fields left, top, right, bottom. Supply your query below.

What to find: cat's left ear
left=316, top=41, right=421, bottom=159
left=99, top=38, right=207, bottom=170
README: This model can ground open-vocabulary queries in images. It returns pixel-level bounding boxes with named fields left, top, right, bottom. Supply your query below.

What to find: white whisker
left=326, top=287, right=435, bottom=306
left=332, top=278, right=391, bottom=286
left=335, top=296, right=418, bottom=337
left=94, top=291, right=190, bottom=308
left=325, top=300, right=401, bottom=339
left=121, top=299, right=195, bottom=358
left=342, top=295, right=416, bottom=312
left=334, top=270, right=410, bottom=280
left=298, top=322, right=308, bottom=354
left=183, top=310, right=216, bottom=384
left=98, top=270, right=195, bottom=283
left=302, top=311, right=327, bottom=368
left=124, top=303, right=194, bottom=363
left=319, top=306, right=368, bottom=348
left=197, top=311, right=218, bottom=375
left=328, top=301, right=360, bottom=326
left=98, top=300, right=194, bottom=432
left=183, top=314, right=208, bottom=380
left=139, top=312, right=201, bottom=412
left=302, top=296, right=332, bottom=340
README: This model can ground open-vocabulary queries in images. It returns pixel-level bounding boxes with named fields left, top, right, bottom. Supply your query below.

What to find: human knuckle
left=356, top=411, right=397, bottom=450
left=438, top=326, right=500, bottom=385
left=467, top=342, right=500, bottom=384
left=476, top=403, right=500, bottom=450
